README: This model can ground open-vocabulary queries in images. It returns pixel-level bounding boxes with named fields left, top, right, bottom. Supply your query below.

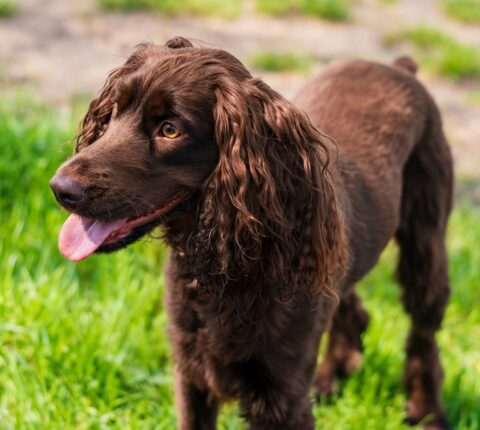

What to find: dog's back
left=294, top=57, right=452, bottom=283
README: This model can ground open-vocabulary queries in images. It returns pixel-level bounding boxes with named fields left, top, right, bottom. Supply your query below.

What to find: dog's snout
left=49, top=174, right=86, bottom=207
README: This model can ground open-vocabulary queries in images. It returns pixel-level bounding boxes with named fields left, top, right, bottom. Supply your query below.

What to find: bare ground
left=1, top=0, right=479, bottom=179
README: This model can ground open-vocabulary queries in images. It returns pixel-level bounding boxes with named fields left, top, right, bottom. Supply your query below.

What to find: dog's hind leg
left=396, top=104, right=453, bottom=430
left=174, top=369, right=219, bottom=430
left=313, top=289, right=369, bottom=398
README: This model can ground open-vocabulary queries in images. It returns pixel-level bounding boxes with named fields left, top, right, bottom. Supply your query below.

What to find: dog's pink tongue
left=58, top=214, right=126, bottom=262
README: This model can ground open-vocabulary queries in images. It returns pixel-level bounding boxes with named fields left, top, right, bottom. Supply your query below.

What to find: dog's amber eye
left=160, top=122, right=181, bottom=139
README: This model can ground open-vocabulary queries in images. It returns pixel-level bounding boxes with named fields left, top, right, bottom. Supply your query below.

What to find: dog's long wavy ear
left=76, top=43, right=158, bottom=151
left=192, top=77, right=346, bottom=301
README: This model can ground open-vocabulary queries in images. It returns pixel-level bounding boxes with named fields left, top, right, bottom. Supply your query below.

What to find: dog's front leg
left=174, top=368, right=219, bottom=430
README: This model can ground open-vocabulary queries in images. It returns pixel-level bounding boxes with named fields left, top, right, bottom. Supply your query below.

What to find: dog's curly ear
left=76, top=43, right=157, bottom=151
left=191, top=77, right=346, bottom=303
left=165, top=36, right=193, bottom=49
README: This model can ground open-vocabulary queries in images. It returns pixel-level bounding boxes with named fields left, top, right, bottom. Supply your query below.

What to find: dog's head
left=51, top=38, right=345, bottom=297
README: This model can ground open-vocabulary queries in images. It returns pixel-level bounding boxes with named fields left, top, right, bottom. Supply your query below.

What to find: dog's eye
left=160, top=122, right=181, bottom=139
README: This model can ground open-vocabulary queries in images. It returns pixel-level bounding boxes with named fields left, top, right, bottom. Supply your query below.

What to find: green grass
left=98, top=0, right=241, bottom=18
left=256, top=0, right=352, bottom=21
left=99, top=0, right=353, bottom=21
left=0, top=95, right=479, bottom=429
left=384, top=26, right=480, bottom=80
left=248, top=51, right=314, bottom=73
left=0, top=0, right=15, bottom=17
left=442, top=0, right=480, bottom=24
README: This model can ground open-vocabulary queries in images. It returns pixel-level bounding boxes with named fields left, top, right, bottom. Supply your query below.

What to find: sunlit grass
left=442, top=0, right=480, bottom=24
left=384, top=26, right=480, bottom=80
left=248, top=51, right=314, bottom=73
left=0, top=0, right=15, bottom=17
left=0, top=95, right=479, bottom=429
left=256, top=0, right=352, bottom=21
left=98, top=0, right=354, bottom=21
left=98, top=0, right=241, bottom=18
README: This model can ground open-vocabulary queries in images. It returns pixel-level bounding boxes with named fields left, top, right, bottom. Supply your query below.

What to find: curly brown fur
left=50, top=38, right=453, bottom=430
left=191, top=76, right=345, bottom=305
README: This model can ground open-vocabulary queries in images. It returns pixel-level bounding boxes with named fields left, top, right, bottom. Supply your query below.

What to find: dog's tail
left=393, top=56, right=418, bottom=75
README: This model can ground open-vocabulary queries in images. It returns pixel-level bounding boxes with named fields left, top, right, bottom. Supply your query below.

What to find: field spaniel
left=50, top=37, right=453, bottom=430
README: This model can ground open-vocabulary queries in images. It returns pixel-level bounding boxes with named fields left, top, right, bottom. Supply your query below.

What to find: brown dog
left=50, top=38, right=453, bottom=429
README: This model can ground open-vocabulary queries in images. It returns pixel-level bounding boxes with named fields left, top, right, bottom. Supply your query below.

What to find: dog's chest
left=168, top=287, right=268, bottom=398
left=166, top=278, right=328, bottom=400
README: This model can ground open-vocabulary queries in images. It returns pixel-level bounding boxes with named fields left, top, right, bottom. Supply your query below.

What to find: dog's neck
left=163, top=212, right=196, bottom=252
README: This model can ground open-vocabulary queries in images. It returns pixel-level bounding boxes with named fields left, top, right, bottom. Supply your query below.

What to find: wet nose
left=49, top=174, right=85, bottom=207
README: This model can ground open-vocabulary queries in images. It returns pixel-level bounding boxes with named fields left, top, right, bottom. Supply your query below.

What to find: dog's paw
left=312, top=370, right=338, bottom=401
left=422, top=421, right=451, bottom=430
left=342, top=349, right=363, bottom=375
left=404, top=403, right=450, bottom=430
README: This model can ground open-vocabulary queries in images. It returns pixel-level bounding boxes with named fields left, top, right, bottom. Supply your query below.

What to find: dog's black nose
left=49, top=174, right=85, bottom=207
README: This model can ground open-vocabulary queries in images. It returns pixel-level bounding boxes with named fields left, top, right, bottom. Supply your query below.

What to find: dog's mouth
left=58, top=193, right=186, bottom=262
